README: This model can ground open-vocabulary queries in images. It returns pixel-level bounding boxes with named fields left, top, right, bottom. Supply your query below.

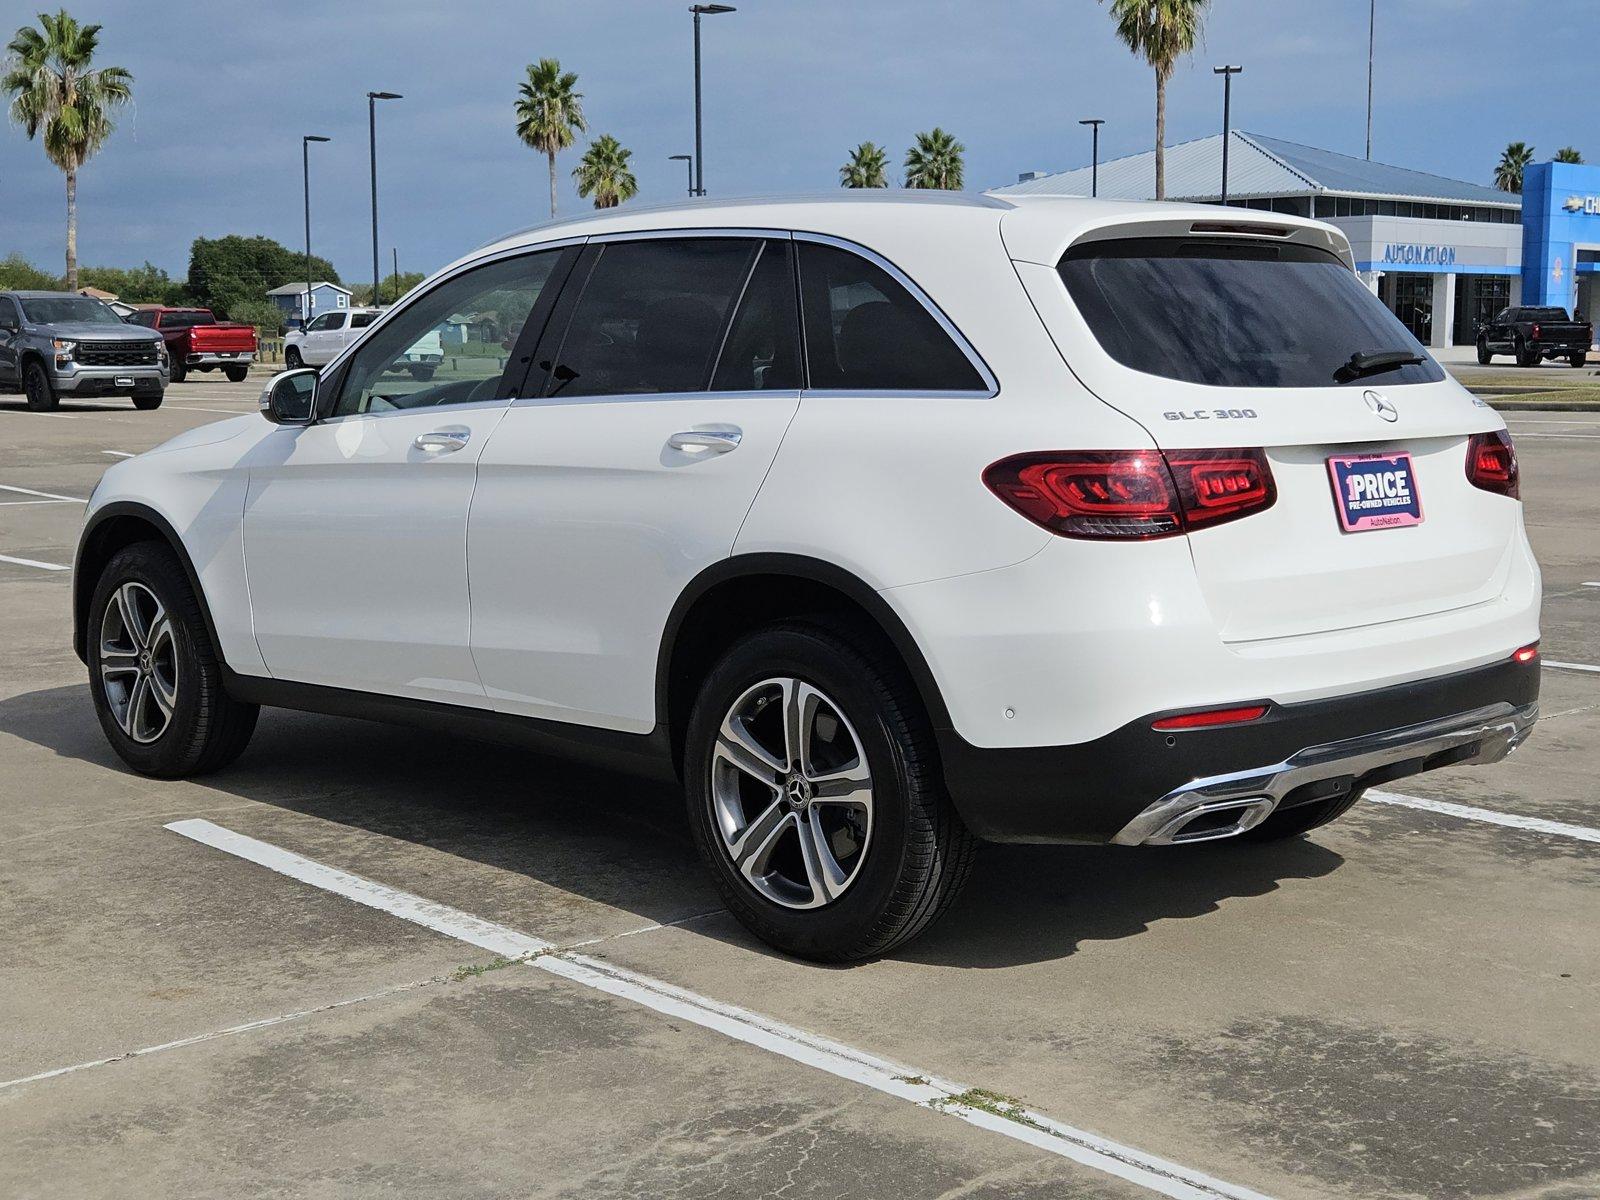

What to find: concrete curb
left=1484, top=398, right=1600, bottom=412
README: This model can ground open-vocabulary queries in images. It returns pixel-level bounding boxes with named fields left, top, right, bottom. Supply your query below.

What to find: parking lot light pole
left=669, top=154, right=694, bottom=197
left=368, top=92, right=402, bottom=306
left=302, top=135, right=330, bottom=332
left=1078, top=119, right=1104, bottom=197
left=1214, top=66, right=1242, bottom=204
left=690, top=4, right=735, bottom=196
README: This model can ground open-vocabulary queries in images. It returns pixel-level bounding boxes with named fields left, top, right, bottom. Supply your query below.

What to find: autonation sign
left=1381, top=242, right=1458, bottom=266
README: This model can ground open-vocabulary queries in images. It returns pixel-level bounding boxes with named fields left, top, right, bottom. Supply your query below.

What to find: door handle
left=414, top=428, right=471, bottom=452
left=668, top=428, right=742, bottom=454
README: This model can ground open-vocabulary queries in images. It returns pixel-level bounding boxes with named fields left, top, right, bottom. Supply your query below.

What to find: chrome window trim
left=792, top=231, right=999, bottom=398
left=511, top=388, right=800, bottom=411
left=583, top=226, right=793, bottom=245
left=311, top=395, right=515, bottom=427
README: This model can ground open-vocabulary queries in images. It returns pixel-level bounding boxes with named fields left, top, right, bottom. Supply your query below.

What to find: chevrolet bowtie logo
left=1564, top=195, right=1585, bottom=212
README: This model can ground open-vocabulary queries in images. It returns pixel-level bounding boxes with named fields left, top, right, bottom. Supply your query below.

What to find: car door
left=305, top=312, right=346, bottom=364
left=469, top=234, right=803, bottom=732
left=0, top=297, right=20, bottom=385
left=241, top=249, right=566, bottom=705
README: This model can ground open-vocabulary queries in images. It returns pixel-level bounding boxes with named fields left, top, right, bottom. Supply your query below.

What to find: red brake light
left=983, top=448, right=1275, bottom=539
left=1531, top=322, right=1541, bottom=339
left=1152, top=704, right=1269, bottom=731
left=1465, top=430, right=1519, bottom=499
left=1513, top=642, right=1539, bottom=664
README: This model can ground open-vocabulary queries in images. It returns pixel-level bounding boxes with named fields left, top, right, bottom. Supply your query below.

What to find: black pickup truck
left=1476, top=306, right=1592, bottom=367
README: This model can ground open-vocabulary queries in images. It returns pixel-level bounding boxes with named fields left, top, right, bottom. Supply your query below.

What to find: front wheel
left=87, top=542, right=259, bottom=778
left=132, top=389, right=164, bottom=411
left=408, top=366, right=436, bottom=381
left=284, top=346, right=304, bottom=370
left=224, top=365, right=249, bottom=383
left=1476, top=338, right=1492, bottom=365
left=23, top=360, right=59, bottom=411
left=684, top=622, right=976, bottom=962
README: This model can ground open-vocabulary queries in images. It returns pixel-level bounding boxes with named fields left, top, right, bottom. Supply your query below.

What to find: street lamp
left=1078, top=119, right=1104, bottom=198
left=1213, top=65, right=1242, bottom=205
left=367, top=91, right=402, bottom=306
left=1365, top=0, right=1376, bottom=160
left=302, top=135, right=330, bottom=331
left=689, top=4, right=736, bottom=196
left=669, top=154, right=695, bottom=197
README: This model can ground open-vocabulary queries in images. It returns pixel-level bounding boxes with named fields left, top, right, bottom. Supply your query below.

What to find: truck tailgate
left=189, top=324, right=257, bottom=353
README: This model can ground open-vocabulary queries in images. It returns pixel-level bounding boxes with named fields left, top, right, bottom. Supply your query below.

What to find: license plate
left=114, top=376, right=135, bottom=387
left=216, top=352, right=236, bottom=358
left=1327, top=452, right=1423, bottom=532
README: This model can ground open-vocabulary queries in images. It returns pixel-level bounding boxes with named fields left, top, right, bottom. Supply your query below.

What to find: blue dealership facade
left=998, top=135, right=1600, bottom=352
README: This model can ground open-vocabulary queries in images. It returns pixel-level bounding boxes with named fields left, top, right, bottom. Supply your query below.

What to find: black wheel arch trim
left=655, top=553, right=955, bottom=736
left=73, top=501, right=225, bottom=667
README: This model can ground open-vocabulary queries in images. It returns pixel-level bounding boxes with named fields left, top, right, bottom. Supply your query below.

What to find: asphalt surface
left=1, top=376, right=1596, bottom=1200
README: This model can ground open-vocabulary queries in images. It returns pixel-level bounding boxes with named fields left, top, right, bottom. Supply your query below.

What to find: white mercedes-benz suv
left=75, top=193, right=1540, bottom=961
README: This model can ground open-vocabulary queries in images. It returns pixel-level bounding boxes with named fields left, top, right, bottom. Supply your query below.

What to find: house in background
left=265, top=280, right=351, bottom=328
left=79, top=285, right=136, bottom=318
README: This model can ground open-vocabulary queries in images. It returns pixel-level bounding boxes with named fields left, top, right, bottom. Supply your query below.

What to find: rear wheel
left=408, top=366, right=436, bottom=381
left=1239, top=789, right=1365, bottom=842
left=684, top=622, right=976, bottom=962
left=23, top=360, right=58, bottom=411
left=1476, top=338, right=1492, bottom=365
left=87, top=542, right=259, bottom=778
left=224, top=365, right=249, bottom=383
left=284, top=346, right=304, bottom=369
left=132, top=389, right=164, bottom=411
left=1571, top=353, right=1588, bottom=369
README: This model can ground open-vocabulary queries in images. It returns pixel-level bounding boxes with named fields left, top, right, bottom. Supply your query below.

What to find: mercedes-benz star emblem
left=1364, top=390, right=1399, bottom=422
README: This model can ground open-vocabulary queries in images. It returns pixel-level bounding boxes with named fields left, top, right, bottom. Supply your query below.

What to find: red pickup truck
left=126, top=306, right=257, bottom=383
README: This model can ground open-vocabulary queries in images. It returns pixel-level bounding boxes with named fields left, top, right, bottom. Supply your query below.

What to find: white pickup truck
left=284, top=307, right=443, bottom=380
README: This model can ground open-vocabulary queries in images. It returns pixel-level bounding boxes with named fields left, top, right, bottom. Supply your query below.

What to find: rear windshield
left=159, top=311, right=215, bottom=329
left=1058, top=237, right=1445, bottom=388
left=18, top=296, right=123, bottom=326
left=1517, top=307, right=1570, bottom=322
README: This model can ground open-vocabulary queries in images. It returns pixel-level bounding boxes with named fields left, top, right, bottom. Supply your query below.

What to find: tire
left=23, top=360, right=59, bottom=411
left=87, top=541, right=259, bottom=778
left=224, top=365, right=249, bottom=383
left=168, top=356, right=187, bottom=383
left=1239, top=789, right=1365, bottom=842
left=132, top=390, right=164, bottom=411
left=684, top=621, right=977, bottom=963
left=1516, top=340, right=1539, bottom=368
left=1476, top=338, right=1492, bottom=365
left=408, top=366, right=436, bottom=382
left=1572, top=353, right=1588, bottom=369
left=284, top=346, right=304, bottom=370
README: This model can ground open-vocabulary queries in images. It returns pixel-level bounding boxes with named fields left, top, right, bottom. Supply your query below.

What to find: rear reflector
left=1465, top=429, right=1519, bottom=499
left=1152, top=704, right=1270, bottom=731
left=1513, top=642, right=1539, bottom=664
left=983, top=448, right=1275, bottom=540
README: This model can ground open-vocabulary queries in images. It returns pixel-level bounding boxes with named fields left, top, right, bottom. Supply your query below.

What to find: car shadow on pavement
left=1, top=682, right=1344, bottom=969
left=0, top=399, right=127, bottom=414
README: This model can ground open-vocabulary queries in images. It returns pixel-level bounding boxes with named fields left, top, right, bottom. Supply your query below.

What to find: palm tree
left=840, top=141, right=890, bottom=188
left=3, top=9, right=133, bottom=291
left=1494, top=142, right=1535, bottom=193
left=1555, top=146, right=1584, bottom=164
left=904, top=128, right=965, bottom=190
left=572, top=134, right=637, bottom=209
left=514, top=58, right=586, bottom=218
left=1103, top=0, right=1209, bottom=200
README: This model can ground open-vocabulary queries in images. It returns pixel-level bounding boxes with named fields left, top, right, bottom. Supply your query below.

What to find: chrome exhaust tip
left=1143, top=796, right=1276, bottom=845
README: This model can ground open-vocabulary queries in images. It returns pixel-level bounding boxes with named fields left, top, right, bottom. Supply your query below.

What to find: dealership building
left=995, top=133, right=1600, bottom=351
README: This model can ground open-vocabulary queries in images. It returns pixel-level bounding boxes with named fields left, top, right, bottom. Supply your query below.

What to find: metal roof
left=265, top=280, right=351, bottom=296
left=992, top=132, right=1520, bottom=208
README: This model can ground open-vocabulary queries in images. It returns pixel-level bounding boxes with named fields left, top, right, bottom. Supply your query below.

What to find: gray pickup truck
left=0, top=291, right=167, bottom=411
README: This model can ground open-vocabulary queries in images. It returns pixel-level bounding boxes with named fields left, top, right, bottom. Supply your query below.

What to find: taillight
left=1465, top=430, right=1519, bottom=499
left=1531, top=322, right=1541, bottom=340
left=982, top=448, right=1275, bottom=540
left=1512, top=642, right=1539, bottom=664
left=1151, top=704, right=1269, bottom=731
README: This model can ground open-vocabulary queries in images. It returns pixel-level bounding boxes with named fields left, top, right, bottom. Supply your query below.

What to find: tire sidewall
left=87, top=545, right=209, bottom=776
left=24, top=362, right=57, bottom=410
left=685, top=628, right=920, bottom=958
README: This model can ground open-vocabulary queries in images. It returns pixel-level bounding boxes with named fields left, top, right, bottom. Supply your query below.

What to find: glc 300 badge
left=1364, top=390, right=1398, bottom=422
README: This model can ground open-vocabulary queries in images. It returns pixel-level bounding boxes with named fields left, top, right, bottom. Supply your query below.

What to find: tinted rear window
left=1059, top=238, right=1445, bottom=388
left=159, top=311, right=215, bottom=329
left=1518, top=307, right=1570, bottom=322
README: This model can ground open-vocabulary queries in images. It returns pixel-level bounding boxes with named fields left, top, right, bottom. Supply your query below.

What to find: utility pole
left=1366, top=0, right=1376, bottom=160
left=302, top=135, right=330, bottom=330
left=368, top=91, right=402, bottom=305
left=1079, top=119, right=1104, bottom=197
left=1214, top=66, right=1242, bottom=204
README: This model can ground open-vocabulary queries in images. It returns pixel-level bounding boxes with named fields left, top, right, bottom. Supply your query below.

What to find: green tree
left=186, top=235, right=339, bottom=320
left=1494, top=141, right=1535, bottom=193
left=840, top=142, right=890, bottom=188
left=78, top=261, right=181, bottom=304
left=1555, top=146, right=1584, bottom=164
left=514, top=58, right=587, bottom=219
left=904, top=128, right=965, bottom=190
left=1103, top=0, right=1209, bottom=200
left=3, top=9, right=133, bottom=291
left=0, top=253, right=59, bottom=290
left=350, top=271, right=426, bottom=307
left=573, top=134, right=638, bottom=209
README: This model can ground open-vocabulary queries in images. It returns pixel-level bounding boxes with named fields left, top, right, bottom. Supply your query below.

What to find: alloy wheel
left=710, top=677, right=874, bottom=910
left=99, top=581, right=178, bottom=744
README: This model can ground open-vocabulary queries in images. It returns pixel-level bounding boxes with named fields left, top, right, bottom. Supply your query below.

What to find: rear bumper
left=937, top=655, right=1540, bottom=844
left=186, top=351, right=255, bottom=366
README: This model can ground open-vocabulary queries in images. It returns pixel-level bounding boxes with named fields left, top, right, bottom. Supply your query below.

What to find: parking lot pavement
left=2, top=377, right=1598, bottom=1199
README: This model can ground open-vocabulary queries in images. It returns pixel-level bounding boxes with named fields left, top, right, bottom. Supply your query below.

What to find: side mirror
left=259, top=368, right=318, bottom=425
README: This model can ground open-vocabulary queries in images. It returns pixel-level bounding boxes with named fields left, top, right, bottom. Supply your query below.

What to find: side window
left=711, top=240, right=801, bottom=392
left=797, top=241, right=987, bottom=392
left=332, top=250, right=559, bottom=417
left=545, top=237, right=756, bottom=397
left=350, top=312, right=377, bottom=330
left=128, top=310, right=156, bottom=328
left=305, top=313, right=336, bottom=333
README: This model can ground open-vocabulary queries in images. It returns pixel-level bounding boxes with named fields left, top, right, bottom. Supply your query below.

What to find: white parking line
left=0, top=484, right=85, bottom=503
left=1367, top=790, right=1600, bottom=845
left=0, top=553, right=69, bottom=571
left=1513, top=432, right=1600, bottom=439
left=1545, top=660, right=1600, bottom=675
left=168, top=405, right=249, bottom=415
left=102, top=450, right=135, bottom=459
left=163, top=818, right=1273, bottom=1200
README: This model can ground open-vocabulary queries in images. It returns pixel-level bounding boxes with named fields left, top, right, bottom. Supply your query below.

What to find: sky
left=2, top=0, right=1590, bottom=286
